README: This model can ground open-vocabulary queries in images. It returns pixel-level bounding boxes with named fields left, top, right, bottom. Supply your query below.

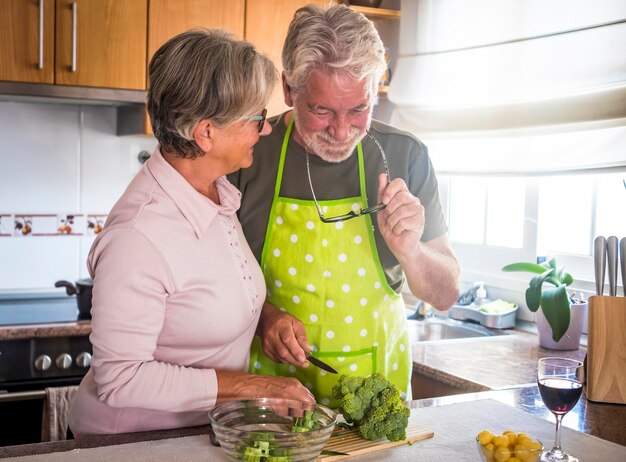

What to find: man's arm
left=377, top=173, right=460, bottom=309
left=397, top=234, right=460, bottom=309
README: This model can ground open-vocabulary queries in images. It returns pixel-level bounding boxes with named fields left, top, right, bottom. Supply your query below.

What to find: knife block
left=585, top=295, right=626, bottom=404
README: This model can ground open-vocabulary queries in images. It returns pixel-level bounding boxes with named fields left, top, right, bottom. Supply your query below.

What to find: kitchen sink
left=407, top=315, right=511, bottom=343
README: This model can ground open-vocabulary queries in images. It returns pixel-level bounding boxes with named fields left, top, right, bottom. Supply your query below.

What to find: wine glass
left=537, top=357, right=584, bottom=462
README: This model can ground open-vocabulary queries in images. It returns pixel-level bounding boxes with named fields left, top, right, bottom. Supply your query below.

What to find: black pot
left=55, top=278, right=93, bottom=319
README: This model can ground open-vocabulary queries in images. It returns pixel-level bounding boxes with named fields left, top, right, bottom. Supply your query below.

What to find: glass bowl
left=208, top=398, right=337, bottom=462
left=476, top=432, right=544, bottom=462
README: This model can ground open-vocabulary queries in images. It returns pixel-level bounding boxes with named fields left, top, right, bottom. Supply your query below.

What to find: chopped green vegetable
left=332, top=372, right=410, bottom=442
left=236, top=411, right=325, bottom=461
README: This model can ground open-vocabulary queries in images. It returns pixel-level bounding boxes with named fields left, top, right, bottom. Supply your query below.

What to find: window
left=391, top=0, right=626, bottom=303
left=443, top=172, right=625, bottom=293
left=449, top=176, right=525, bottom=248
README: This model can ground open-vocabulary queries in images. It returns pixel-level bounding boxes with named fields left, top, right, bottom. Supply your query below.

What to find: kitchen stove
left=0, top=293, right=91, bottom=388
left=0, top=293, right=92, bottom=446
left=0, top=296, right=80, bottom=326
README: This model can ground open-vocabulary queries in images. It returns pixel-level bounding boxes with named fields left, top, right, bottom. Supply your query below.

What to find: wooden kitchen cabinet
left=148, top=0, right=245, bottom=61
left=55, top=0, right=147, bottom=89
left=411, top=369, right=470, bottom=400
left=0, top=0, right=147, bottom=90
left=0, top=0, right=55, bottom=84
left=128, top=0, right=246, bottom=135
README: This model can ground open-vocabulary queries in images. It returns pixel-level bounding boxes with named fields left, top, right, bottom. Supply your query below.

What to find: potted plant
left=502, top=258, right=586, bottom=350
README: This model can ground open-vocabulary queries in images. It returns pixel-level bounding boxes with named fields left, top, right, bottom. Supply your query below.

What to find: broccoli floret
left=331, top=373, right=410, bottom=442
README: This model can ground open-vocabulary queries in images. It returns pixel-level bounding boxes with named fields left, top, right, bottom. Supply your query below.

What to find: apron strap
left=273, top=117, right=294, bottom=201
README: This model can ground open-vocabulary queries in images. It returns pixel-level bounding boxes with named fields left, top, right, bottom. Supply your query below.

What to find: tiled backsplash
left=5, top=214, right=107, bottom=237
left=0, top=101, right=156, bottom=293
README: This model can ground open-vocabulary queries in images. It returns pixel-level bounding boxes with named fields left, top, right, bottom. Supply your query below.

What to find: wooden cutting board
left=316, top=420, right=434, bottom=461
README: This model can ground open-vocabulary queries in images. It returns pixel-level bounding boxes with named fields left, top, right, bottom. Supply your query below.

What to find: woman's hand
left=256, top=302, right=310, bottom=367
left=216, top=371, right=315, bottom=404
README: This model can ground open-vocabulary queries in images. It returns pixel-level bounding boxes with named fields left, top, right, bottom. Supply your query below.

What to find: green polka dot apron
left=249, top=119, right=412, bottom=407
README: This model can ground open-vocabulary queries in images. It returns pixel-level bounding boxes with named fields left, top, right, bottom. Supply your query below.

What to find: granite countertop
left=411, top=328, right=586, bottom=391
left=409, top=327, right=626, bottom=447
left=0, top=321, right=91, bottom=340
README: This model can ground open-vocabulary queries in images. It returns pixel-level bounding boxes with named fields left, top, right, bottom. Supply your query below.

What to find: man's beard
left=294, top=111, right=368, bottom=163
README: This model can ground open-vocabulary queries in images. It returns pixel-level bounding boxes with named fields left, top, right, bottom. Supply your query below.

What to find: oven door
left=0, top=377, right=83, bottom=447
left=0, top=335, right=91, bottom=447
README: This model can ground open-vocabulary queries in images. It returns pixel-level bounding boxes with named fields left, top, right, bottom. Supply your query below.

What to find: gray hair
left=147, top=28, right=277, bottom=158
left=282, top=4, right=387, bottom=101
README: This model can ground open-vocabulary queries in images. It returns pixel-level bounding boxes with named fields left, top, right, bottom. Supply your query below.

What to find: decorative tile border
left=0, top=214, right=107, bottom=237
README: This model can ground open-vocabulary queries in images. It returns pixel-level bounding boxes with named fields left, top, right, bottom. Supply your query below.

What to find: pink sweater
left=69, top=148, right=265, bottom=436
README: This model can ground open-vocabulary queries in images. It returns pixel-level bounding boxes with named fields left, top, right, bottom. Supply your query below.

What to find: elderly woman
left=68, top=29, right=314, bottom=437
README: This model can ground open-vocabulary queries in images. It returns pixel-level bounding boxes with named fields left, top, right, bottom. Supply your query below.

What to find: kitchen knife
left=607, top=236, right=618, bottom=296
left=619, top=237, right=626, bottom=297
left=594, top=236, right=607, bottom=296
left=306, top=354, right=338, bottom=374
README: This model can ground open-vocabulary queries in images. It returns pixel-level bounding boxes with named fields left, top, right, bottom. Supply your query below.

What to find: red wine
left=538, top=378, right=582, bottom=415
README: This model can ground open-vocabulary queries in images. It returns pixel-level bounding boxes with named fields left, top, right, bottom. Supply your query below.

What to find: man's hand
left=256, top=302, right=310, bottom=367
left=376, top=173, right=460, bottom=309
left=376, top=172, right=425, bottom=257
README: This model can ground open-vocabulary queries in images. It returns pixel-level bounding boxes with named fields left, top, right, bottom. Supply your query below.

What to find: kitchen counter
left=1, top=387, right=624, bottom=460
left=2, top=323, right=624, bottom=459
left=0, top=321, right=91, bottom=340
left=412, top=328, right=586, bottom=391
left=409, top=329, right=626, bottom=442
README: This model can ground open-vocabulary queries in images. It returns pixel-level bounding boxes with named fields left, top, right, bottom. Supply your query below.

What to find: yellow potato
left=476, top=429, right=542, bottom=462
left=478, top=429, right=495, bottom=445
left=494, top=434, right=510, bottom=447
left=506, top=432, right=518, bottom=446
left=517, top=434, right=533, bottom=447
left=494, top=446, right=512, bottom=462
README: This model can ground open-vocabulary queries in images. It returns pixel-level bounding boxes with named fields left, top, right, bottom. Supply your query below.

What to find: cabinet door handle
left=71, top=2, right=77, bottom=72
left=38, top=0, right=44, bottom=69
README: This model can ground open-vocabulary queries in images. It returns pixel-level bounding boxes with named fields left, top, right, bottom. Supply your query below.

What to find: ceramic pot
left=536, top=302, right=587, bottom=350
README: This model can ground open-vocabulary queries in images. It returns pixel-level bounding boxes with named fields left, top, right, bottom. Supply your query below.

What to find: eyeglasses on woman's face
left=306, top=130, right=391, bottom=223
left=249, top=108, right=267, bottom=133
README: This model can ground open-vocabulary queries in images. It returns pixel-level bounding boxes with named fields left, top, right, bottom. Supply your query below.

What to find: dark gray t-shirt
left=228, top=113, right=447, bottom=292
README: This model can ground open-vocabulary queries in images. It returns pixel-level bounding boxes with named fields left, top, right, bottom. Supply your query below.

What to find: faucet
left=407, top=301, right=434, bottom=320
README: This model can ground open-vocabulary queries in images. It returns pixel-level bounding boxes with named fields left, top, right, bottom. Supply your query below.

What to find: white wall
left=0, top=101, right=156, bottom=293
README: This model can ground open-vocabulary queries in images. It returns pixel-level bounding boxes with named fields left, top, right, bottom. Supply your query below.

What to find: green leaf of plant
left=529, top=269, right=555, bottom=288
left=540, top=285, right=571, bottom=342
left=562, top=272, right=574, bottom=286
left=546, top=276, right=561, bottom=287
left=547, top=258, right=557, bottom=270
left=525, top=285, right=541, bottom=311
left=501, top=262, right=547, bottom=274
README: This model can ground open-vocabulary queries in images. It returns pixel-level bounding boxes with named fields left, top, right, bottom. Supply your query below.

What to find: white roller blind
left=389, top=0, right=626, bottom=173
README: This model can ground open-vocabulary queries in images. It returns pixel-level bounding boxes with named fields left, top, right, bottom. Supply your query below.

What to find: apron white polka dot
left=249, top=119, right=412, bottom=405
